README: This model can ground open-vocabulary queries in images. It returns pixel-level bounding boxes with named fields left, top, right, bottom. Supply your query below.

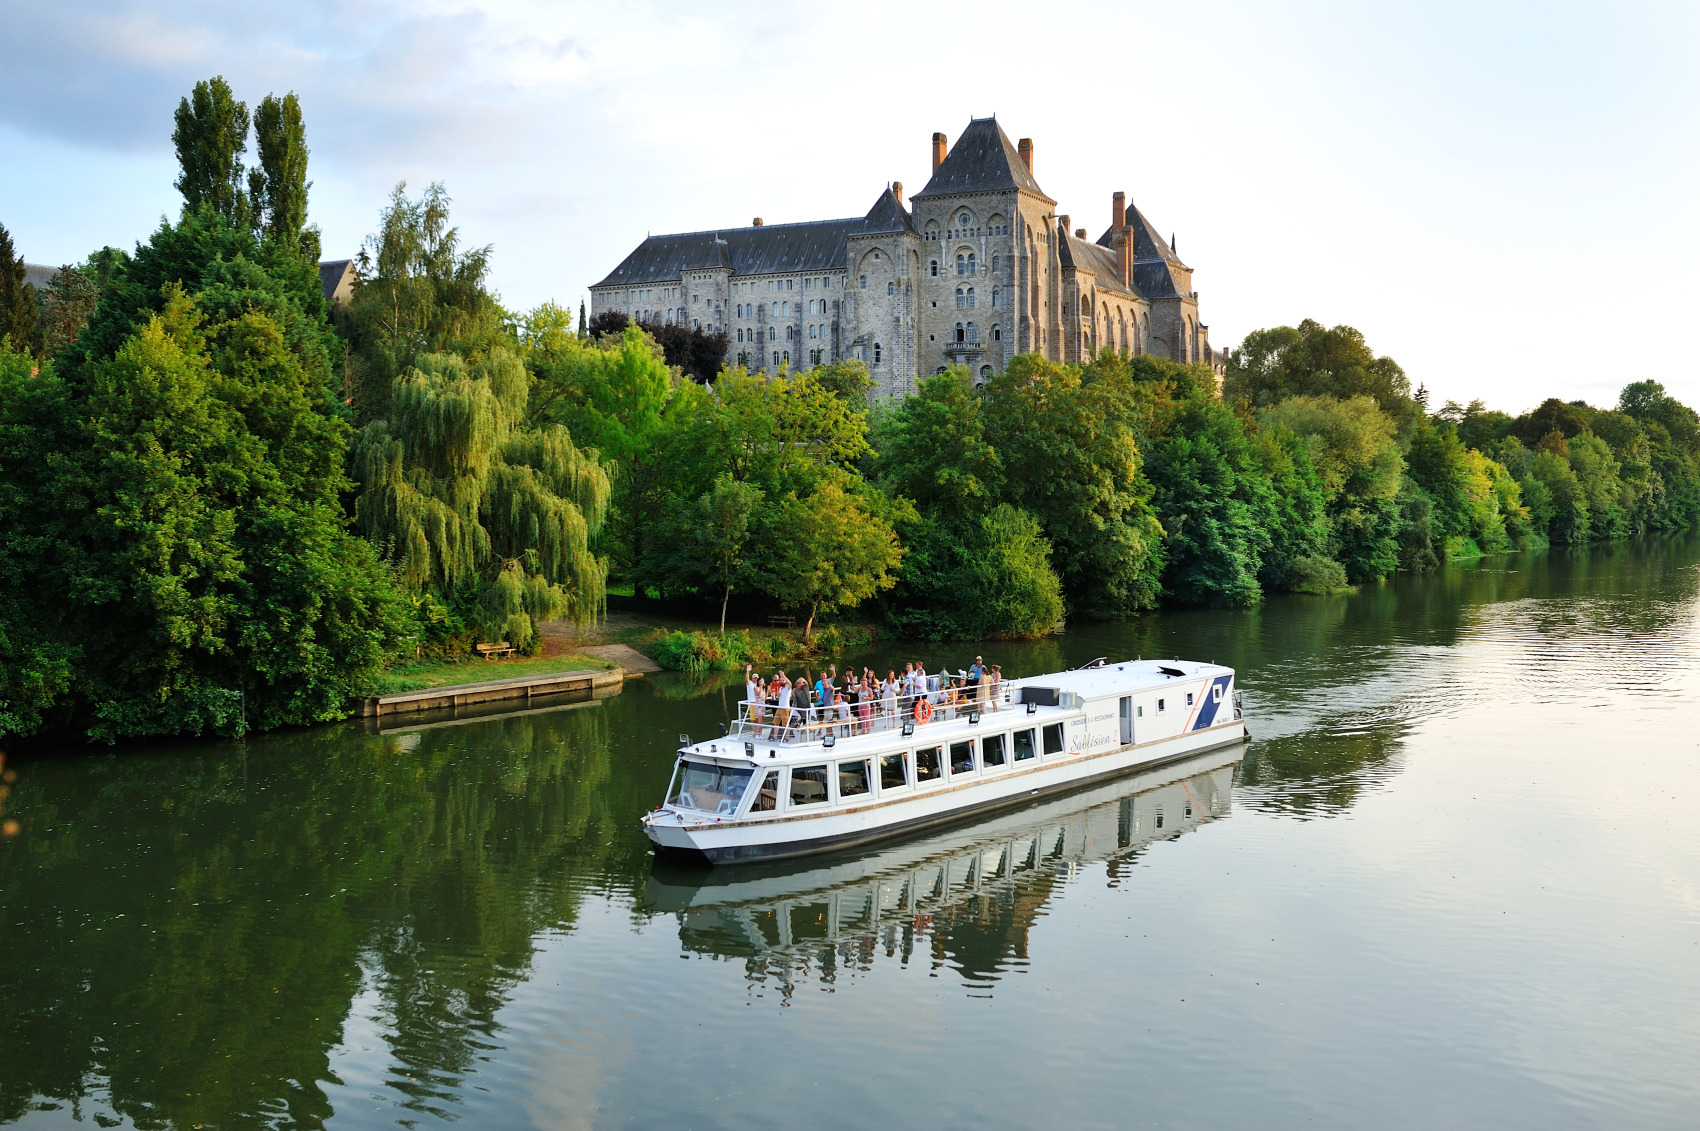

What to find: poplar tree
left=172, top=76, right=251, bottom=228
left=250, top=92, right=313, bottom=255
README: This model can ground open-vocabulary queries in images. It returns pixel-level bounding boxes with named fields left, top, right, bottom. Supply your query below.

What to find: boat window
left=982, top=733, right=1007, bottom=768
left=751, top=770, right=780, bottom=812
left=1155, top=807, right=1164, bottom=829
left=1013, top=728, right=1037, bottom=761
left=880, top=753, right=909, bottom=789
left=1042, top=723, right=1065, bottom=756
left=1137, top=705, right=1143, bottom=717
left=789, top=765, right=829, bottom=807
left=1212, top=685, right=1223, bottom=703
left=915, top=746, right=943, bottom=783
left=838, top=759, right=871, bottom=800
left=1186, top=693, right=1194, bottom=706
left=674, top=762, right=755, bottom=814
left=1157, top=699, right=1166, bottom=713
left=949, top=740, right=975, bottom=776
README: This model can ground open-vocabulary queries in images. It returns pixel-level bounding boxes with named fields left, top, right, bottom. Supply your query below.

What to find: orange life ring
left=914, top=699, right=933, bottom=725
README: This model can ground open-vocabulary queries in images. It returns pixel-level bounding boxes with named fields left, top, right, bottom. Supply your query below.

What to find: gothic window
left=859, top=275, right=867, bottom=289
left=956, top=287, right=965, bottom=309
left=773, top=351, right=780, bottom=367
left=937, top=367, right=948, bottom=375
left=991, top=287, right=1000, bottom=308
left=967, top=253, right=977, bottom=275
left=809, top=325, right=816, bottom=339
left=967, top=322, right=977, bottom=342
left=887, top=281, right=895, bottom=296
left=991, top=254, right=999, bottom=272
left=993, top=325, right=1002, bottom=341
left=736, top=329, right=743, bottom=342
left=783, top=350, right=790, bottom=364
left=930, top=260, right=939, bottom=276
left=768, top=327, right=776, bottom=341
left=955, top=322, right=965, bottom=343
left=967, top=287, right=976, bottom=309
left=874, top=343, right=882, bottom=364
left=981, top=365, right=993, bottom=380
left=956, top=254, right=966, bottom=276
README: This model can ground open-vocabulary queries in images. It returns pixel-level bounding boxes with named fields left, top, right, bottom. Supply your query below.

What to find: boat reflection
left=644, top=744, right=1243, bottom=979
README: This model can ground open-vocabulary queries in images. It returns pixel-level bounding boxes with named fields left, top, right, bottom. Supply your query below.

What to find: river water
left=4, top=536, right=1698, bottom=1130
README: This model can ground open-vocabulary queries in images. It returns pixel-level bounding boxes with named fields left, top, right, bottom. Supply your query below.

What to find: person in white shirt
left=773, top=672, right=793, bottom=740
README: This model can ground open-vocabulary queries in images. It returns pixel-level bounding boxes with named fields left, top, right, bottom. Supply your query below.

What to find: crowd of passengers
left=741, top=657, right=1004, bottom=740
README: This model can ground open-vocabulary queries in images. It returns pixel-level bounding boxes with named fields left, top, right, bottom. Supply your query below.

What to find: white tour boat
left=641, top=657, right=1248, bottom=864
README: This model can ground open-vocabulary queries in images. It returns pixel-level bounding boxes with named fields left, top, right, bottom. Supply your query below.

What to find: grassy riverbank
left=372, top=653, right=619, bottom=695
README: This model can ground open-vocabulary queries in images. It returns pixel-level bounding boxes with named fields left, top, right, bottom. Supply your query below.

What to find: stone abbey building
left=591, top=117, right=1225, bottom=396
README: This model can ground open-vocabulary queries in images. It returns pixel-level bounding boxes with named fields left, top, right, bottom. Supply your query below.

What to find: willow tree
left=353, top=347, right=609, bottom=647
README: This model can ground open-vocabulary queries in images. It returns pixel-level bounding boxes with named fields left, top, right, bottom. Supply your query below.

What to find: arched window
left=981, top=365, right=993, bottom=380
left=991, top=254, right=999, bottom=272
left=967, top=287, right=975, bottom=308
left=967, top=322, right=977, bottom=342
left=736, top=329, right=743, bottom=343
left=955, top=322, right=965, bottom=343
left=808, top=325, right=816, bottom=339
left=887, top=281, right=895, bottom=296
left=772, top=351, right=780, bottom=367
left=993, top=325, right=1002, bottom=341
left=768, top=327, right=776, bottom=342
left=859, top=275, right=867, bottom=289
left=991, top=287, right=1000, bottom=308
left=967, top=253, right=976, bottom=275
left=956, top=287, right=965, bottom=309
left=930, top=260, right=939, bottom=276
left=783, top=350, right=790, bottom=364
left=873, top=343, right=882, bottom=364
left=937, top=366, right=948, bottom=375
left=956, top=254, right=966, bottom=276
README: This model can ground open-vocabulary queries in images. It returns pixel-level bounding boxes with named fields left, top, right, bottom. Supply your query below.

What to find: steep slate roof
left=22, top=263, right=59, bottom=291
left=318, top=259, right=356, bottom=305
left=1097, top=205, right=1189, bottom=300
left=914, top=117, right=1052, bottom=202
left=1058, top=234, right=1138, bottom=299
left=593, top=189, right=915, bottom=288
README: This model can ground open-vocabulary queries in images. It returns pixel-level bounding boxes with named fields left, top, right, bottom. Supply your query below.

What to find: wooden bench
left=475, top=641, right=516, bottom=660
left=767, top=614, right=797, bottom=629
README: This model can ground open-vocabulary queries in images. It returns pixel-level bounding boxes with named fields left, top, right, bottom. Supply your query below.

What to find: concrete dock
left=358, top=666, right=628, bottom=718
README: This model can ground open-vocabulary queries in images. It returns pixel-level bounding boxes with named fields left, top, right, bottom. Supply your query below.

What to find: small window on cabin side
left=982, top=734, right=1007, bottom=768
left=1157, top=698, right=1165, bottom=713
left=880, top=753, right=909, bottom=790
left=915, top=747, right=943, bottom=782
left=1212, top=685, right=1223, bottom=702
left=1136, top=705, right=1143, bottom=717
left=1042, top=723, right=1065, bottom=756
left=1013, top=728, right=1037, bottom=761
left=750, top=770, right=780, bottom=812
left=949, top=740, right=975, bottom=776
left=789, top=765, right=829, bottom=807
left=1186, top=693, right=1194, bottom=706
left=838, top=759, right=870, bottom=800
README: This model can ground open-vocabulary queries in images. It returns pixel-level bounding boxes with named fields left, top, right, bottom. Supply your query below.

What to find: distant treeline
left=2, top=74, right=1697, bottom=742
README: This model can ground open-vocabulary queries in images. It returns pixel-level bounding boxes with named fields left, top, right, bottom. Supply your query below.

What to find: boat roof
left=678, top=658, right=1233, bottom=766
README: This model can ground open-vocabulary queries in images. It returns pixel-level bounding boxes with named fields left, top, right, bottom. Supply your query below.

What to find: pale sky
left=3, top=0, right=1696, bottom=414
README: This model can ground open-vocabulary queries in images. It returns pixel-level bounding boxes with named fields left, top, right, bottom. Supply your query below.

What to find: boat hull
left=645, top=719, right=1247, bottom=864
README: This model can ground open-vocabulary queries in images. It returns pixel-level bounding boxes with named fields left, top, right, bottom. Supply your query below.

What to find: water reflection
left=645, top=745, right=1241, bottom=993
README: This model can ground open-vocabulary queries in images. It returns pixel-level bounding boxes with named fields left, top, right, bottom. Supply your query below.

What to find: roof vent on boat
left=1021, top=687, right=1060, bottom=707
left=1159, top=666, right=1185, bottom=677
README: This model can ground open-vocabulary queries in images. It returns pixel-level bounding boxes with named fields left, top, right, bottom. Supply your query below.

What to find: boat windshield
left=673, top=762, right=756, bottom=814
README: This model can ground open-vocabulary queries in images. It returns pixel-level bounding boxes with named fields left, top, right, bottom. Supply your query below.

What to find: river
left=3, top=536, right=1698, bottom=1130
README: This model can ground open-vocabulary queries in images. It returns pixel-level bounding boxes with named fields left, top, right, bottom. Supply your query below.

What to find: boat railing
left=726, top=685, right=1015, bottom=747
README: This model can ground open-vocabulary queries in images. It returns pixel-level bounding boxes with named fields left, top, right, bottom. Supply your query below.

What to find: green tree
left=172, top=76, right=252, bottom=228
left=758, top=478, right=903, bottom=638
left=32, top=263, right=99, bottom=358
left=1225, top=319, right=1418, bottom=429
left=0, top=222, right=35, bottom=352
left=1260, top=395, right=1404, bottom=582
left=0, top=291, right=407, bottom=740
left=351, top=349, right=610, bottom=648
left=690, top=476, right=764, bottom=633
left=983, top=353, right=1164, bottom=615
left=250, top=91, right=315, bottom=257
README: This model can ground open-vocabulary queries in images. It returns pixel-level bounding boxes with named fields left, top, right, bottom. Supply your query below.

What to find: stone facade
left=590, top=118, right=1226, bottom=396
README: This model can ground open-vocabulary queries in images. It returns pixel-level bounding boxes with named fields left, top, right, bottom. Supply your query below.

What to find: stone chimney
left=753, top=217, right=763, bottom=227
left=892, top=181, right=903, bottom=205
left=1058, top=215, right=1070, bottom=235
left=932, top=133, right=947, bottom=174
left=1018, top=137, right=1033, bottom=174
left=1116, top=231, right=1130, bottom=288
left=1112, top=191, right=1126, bottom=232
left=1075, top=228, right=1087, bottom=239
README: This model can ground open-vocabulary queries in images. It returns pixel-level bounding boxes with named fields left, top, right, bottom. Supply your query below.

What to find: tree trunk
left=804, top=605, right=817, bottom=640
left=720, top=583, right=730, bottom=635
